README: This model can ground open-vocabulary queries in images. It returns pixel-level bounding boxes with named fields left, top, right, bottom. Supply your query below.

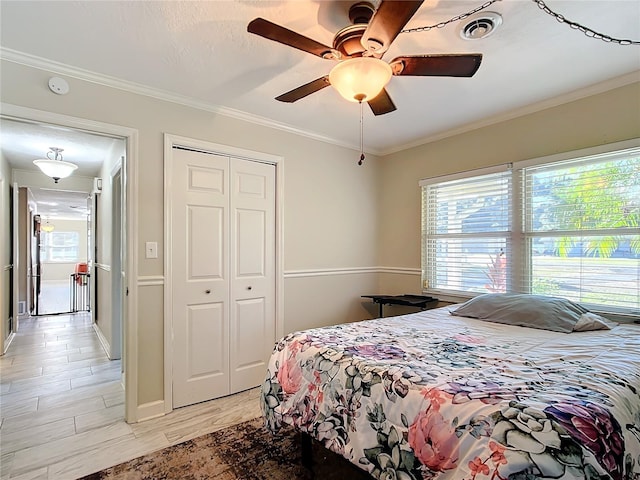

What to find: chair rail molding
left=137, top=275, right=165, bottom=287
left=284, top=266, right=420, bottom=278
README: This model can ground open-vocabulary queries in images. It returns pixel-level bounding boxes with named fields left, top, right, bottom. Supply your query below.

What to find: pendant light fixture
left=41, top=218, right=55, bottom=233
left=33, top=147, right=78, bottom=183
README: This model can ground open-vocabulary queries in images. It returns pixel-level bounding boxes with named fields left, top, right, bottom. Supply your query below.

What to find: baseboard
left=136, top=400, right=166, bottom=423
left=92, top=322, right=112, bottom=359
left=3, top=330, right=15, bottom=355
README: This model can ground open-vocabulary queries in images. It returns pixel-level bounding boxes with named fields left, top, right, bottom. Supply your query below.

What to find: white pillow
left=573, top=312, right=617, bottom=331
left=449, top=293, right=614, bottom=333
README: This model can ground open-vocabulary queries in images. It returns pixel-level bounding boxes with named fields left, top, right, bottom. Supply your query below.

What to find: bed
left=261, top=295, right=640, bottom=480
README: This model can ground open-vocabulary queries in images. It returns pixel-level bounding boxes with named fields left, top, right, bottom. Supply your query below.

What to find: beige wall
left=17, top=188, right=29, bottom=316
left=40, top=219, right=88, bottom=282
left=94, top=140, right=126, bottom=358
left=41, top=261, right=83, bottom=282
left=3, top=56, right=637, bottom=415
left=1, top=59, right=382, bottom=408
left=377, top=82, right=640, bottom=294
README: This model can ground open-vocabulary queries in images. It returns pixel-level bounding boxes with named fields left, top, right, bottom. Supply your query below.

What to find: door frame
left=1, top=102, right=139, bottom=423
left=163, top=133, right=284, bottom=414
left=32, top=212, right=41, bottom=316
left=110, top=160, right=123, bottom=360
left=0, top=178, right=17, bottom=354
left=11, top=182, right=19, bottom=337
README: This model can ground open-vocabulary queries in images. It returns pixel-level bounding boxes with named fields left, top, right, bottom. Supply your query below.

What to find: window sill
left=423, top=290, right=640, bottom=323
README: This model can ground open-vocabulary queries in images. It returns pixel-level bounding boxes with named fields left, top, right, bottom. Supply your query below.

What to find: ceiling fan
left=248, top=0, right=483, bottom=116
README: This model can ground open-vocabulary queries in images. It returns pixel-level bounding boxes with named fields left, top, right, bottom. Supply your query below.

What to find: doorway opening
left=30, top=190, right=93, bottom=317
left=0, top=105, right=138, bottom=422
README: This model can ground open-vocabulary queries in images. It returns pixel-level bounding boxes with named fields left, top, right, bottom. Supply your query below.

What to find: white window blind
left=522, top=150, right=640, bottom=313
left=422, top=167, right=512, bottom=295
left=421, top=144, right=640, bottom=315
left=41, top=231, right=80, bottom=262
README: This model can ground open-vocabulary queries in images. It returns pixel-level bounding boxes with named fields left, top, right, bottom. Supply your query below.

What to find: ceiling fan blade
left=361, top=1, right=424, bottom=55
left=275, top=76, right=331, bottom=103
left=368, top=88, right=397, bottom=116
left=391, top=54, right=483, bottom=77
left=248, top=18, right=335, bottom=59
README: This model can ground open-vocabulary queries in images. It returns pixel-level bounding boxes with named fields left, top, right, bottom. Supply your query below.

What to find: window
left=421, top=144, right=640, bottom=315
left=41, top=231, right=80, bottom=262
left=422, top=166, right=512, bottom=295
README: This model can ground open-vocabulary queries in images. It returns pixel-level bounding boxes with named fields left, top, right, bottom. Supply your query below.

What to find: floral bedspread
left=261, top=308, right=640, bottom=480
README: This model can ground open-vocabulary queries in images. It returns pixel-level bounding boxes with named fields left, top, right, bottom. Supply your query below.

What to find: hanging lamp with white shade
left=41, top=218, right=55, bottom=233
left=33, top=147, right=78, bottom=183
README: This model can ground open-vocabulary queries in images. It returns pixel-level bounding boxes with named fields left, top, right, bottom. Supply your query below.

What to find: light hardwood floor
left=0, top=313, right=262, bottom=480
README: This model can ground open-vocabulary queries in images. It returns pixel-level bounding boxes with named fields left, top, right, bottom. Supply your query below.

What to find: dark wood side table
left=361, top=294, right=438, bottom=318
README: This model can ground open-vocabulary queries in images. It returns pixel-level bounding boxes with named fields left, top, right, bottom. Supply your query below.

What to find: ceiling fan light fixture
left=33, top=147, right=78, bottom=183
left=329, top=57, right=392, bottom=103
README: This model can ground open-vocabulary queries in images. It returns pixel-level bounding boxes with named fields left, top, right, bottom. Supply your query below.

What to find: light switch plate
left=145, top=241, right=158, bottom=259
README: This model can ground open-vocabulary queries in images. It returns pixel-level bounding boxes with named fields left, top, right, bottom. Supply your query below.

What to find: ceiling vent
left=459, top=12, right=502, bottom=40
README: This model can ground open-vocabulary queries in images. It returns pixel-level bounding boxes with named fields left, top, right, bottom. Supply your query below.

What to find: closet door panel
left=230, top=159, right=276, bottom=393
left=172, top=148, right=230, bottom=408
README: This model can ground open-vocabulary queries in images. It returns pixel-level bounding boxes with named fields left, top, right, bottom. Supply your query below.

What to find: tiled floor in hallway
left=0, top=313, right=261, bottom=479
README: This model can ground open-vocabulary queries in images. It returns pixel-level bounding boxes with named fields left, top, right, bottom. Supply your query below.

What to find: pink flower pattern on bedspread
left=276, top=340, right=303, bottom=394
left=408, top=389, right=459, bottom=472
left=260, top=309, right=640, bottom=480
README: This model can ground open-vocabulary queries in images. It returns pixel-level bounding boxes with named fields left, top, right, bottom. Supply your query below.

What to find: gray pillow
left=449, top=293, right=612, bottom=333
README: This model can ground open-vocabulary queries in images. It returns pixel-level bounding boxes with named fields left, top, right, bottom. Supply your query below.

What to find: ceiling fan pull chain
left=358, top=101, right=365, bottom=166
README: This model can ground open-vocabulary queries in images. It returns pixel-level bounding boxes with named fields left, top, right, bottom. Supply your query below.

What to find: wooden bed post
left=301, top=432, right=313, bottom=470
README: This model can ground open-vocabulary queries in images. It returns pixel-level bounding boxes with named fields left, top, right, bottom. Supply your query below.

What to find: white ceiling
left=1, top=0, right=639, bottom=158
left=0, top=118, right=122, bottom=218
left=0, top=119, right=120, bottom=176
left=29, top=187, right=92, bottom=222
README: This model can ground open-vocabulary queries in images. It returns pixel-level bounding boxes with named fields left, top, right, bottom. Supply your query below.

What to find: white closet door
left=172, top=148, right=230, bottom=408
left=229, top=159, right=276, bottom=393
left=171, top=148, right=276, bottom=408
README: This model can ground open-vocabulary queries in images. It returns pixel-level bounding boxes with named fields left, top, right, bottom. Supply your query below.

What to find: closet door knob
left=205, top=289, right=211, bottom=294
left=247, top=286, right=252, bottom=290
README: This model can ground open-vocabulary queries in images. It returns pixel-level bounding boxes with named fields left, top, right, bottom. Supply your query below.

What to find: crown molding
left=2, top=47, right=636, bottom=159
left=380, top=70, right=640, bottom=156
left=0, top=47, right=371, bottom=154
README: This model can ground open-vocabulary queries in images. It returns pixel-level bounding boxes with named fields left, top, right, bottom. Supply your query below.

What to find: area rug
left=80, top=417, right=372, bottom=480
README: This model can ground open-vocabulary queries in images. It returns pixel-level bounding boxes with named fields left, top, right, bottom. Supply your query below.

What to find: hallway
left=37, top=280, right=74, bottom=315
left=0, top=313, right=261, bottom=479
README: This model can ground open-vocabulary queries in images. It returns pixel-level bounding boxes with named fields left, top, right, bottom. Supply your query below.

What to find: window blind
left=41, top=231, right=80, bottom=262
left=421, top=144, right=639, bottom=315
left=522, top=150, right=640, bottom=313
left=422, top=168, right=512, bottom=295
